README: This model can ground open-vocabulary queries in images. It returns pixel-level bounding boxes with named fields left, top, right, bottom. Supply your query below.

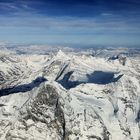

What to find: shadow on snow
left=58, top=71, right=123, bottom=89
left=0, top=77, right=47, bottom=97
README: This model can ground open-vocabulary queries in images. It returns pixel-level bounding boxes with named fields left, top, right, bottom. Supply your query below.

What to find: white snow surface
left=0, top=49, right=140, bottom=140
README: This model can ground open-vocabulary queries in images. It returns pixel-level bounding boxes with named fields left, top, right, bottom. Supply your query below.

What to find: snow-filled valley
left=0, top=46, right=140, bottom=140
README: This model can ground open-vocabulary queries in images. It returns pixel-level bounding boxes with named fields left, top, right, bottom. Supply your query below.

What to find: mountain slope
left=0, top=49, right=140, bottom=140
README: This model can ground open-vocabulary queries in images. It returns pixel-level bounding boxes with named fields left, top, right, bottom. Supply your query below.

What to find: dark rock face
left=119, top=56, right=127, bottom=66
left=108, top=55, right=127, bottom=66
left=136, top=110, right=140, bottom=123
left=26, top=84, right=66, bottom=139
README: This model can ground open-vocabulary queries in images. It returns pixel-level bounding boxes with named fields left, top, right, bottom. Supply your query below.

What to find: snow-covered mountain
left=0, top=48, right=140, bottom=140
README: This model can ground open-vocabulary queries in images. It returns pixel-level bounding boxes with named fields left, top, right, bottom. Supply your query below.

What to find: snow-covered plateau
left=0, top=47, right=140, bottom=140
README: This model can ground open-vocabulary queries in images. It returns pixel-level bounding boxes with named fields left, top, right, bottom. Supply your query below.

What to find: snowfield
left=0, top=47, right=140, bottom=140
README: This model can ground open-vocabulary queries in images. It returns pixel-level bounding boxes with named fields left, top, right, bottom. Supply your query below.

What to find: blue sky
left=0, top=0, right=140, bottom=46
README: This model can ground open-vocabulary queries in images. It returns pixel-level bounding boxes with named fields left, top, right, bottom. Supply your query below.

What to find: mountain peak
left=56, top=50, right=69, bottom=59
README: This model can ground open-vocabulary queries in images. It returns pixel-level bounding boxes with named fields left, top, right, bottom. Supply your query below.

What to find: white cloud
left=101, top=13, right=113, bottom=16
